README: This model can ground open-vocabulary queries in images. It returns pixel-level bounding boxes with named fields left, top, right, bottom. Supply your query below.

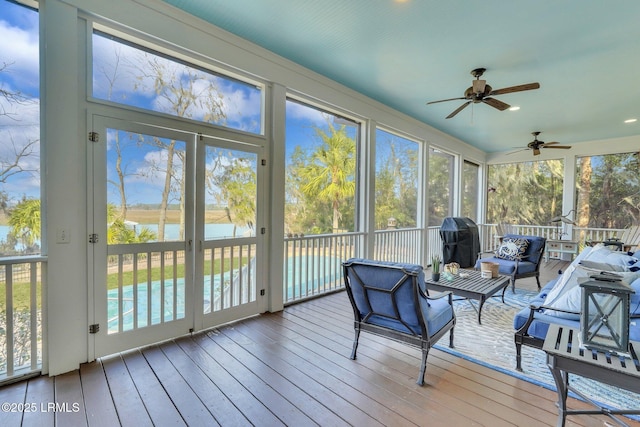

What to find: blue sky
left=0, top=0, right=40, bottom=202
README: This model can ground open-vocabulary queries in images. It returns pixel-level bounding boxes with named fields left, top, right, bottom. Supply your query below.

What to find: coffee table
left=425, top=269, right=509, bottom=324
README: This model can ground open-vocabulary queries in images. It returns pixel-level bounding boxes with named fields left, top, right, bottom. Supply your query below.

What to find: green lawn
left=2, top=256, right=249, bottom=311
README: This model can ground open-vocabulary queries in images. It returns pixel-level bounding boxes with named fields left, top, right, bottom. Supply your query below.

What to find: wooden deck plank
left=140, top=345, right=220, bottom=426
left=53, top=370, right=87, bottom=427
left=225, top=317, right=395, bottom=427
left=227, top=320, right=388, bottom=427
left=207, top=329, right=350, bottom=427
left=158, top=340, right=251, bottom=427
left=21, top=375, right=54, bottom=427
left=191, top=331, right=319, bottom=427
left=0, top=379, right=27, bottom=427
left=79, top=360, right=120, bottom=427
left=175, top=335, right=286, bottom=427
left=101, top=354, right=153, bottom=427
left=120, top=350, right=185, bottom=426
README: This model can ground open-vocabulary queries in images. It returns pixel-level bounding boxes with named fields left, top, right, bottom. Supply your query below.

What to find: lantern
left=580, top=277, right=634, bottom=355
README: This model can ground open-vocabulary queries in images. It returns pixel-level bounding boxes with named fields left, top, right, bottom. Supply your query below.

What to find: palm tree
left=8, top=198, right=40, bottom=252
left=300, top=122, right=356, bottom=233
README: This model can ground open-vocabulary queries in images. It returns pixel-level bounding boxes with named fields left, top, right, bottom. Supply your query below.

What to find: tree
left=375, top=139, right=418, bottom=229
left=8, top=198, right=40, bottom=253
left=486, top=160, right=563, bottom=226
left=106, top=203, right=156, bottom=244
left=298, top=121, right=356, bottom=233
left=0, top=62, right=40, bottom=215
left=207, top=154, right=256, bottom=236
left=132, top=53, right=227, bottom=241
left=576, top=156, right=592, bottom=228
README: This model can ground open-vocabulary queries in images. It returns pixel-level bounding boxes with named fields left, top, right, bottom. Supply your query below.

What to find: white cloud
left=0, top=20, right=39, bottom=92
left=286, top=101, right=326, bottom=124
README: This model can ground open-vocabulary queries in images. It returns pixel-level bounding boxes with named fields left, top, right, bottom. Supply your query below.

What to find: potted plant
left=431, top=255, right=441, bottom=282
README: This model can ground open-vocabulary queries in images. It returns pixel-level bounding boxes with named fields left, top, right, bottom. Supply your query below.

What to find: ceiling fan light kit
left=427, top=67, right=540, bottom=119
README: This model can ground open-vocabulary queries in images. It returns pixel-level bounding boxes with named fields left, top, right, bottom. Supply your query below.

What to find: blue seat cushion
left=476, top=257, right=536, bottom=275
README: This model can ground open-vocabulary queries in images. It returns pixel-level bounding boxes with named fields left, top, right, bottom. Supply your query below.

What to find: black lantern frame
left=580, top=276, right=634, bottom=355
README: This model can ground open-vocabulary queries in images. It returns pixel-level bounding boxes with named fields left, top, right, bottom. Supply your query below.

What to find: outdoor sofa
left=513, top=244, right=640, bottom=371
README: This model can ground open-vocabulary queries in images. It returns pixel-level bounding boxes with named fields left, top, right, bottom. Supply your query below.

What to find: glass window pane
left=462, top=160, right=479, bottom=222
left=106, top=128, right=186, bottom=243
left=428, top=148, right=454, bottom=226
left=92, top=32, right=263, bottom=135
left=375, top=129, right=418, bottom=230
left=575, top=152, right=639, bottom=228
left=487, top=160, right=564, bottom=226
left=284, top=99, right=358, bottom=235
left=203, top=146, right=257, bottom=239
left=0, top=0, right=40, bottom=256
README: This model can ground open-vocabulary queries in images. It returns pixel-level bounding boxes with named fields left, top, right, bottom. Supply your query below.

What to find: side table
left=544, top=240, right=578, bottom=262
left=543, top=324, right=640, bottom=427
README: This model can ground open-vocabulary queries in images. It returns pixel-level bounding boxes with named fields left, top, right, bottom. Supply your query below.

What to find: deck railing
left=284, top=232, right=364, bottom=304
left=283, top=224, right=635, bottom=305
left=0, top=225, right=632, bottom=380
left=0, top=256, right=46, bottom=384
left=373, top=228, right=422, bottom=264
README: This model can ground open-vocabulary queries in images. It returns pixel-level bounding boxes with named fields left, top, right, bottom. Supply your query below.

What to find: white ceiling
left=162, top=0, right=640, bottom=154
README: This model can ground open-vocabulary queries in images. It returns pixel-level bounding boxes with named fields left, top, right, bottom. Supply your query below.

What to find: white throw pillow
left=582, top=244, right=637, bottom=268
left=544, top=267, right=640, bottom=318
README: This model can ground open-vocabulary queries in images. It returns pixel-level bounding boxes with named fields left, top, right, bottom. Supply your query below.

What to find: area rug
left=434, top=289, right=640, bottom=417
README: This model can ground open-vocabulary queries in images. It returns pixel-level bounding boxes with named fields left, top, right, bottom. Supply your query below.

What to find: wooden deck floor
left=1, top=260, right=638, bottom=426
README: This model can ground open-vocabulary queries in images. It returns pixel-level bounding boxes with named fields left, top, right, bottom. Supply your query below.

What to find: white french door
left=89, top=116, right=195, bottom=357
left=89, top=115, right=267, bottom=358
left=195, top=135, right=265, bottom=330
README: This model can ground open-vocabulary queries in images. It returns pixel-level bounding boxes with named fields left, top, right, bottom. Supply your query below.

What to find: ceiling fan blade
left=446, top=101, right=471, bottom=119
left=490, top=82, right=540, bottom=96
left=482, top=97, right=510, bottom=111
left=544, top=145, right=572, bottom=149
left=426, top=97, right=467, bottom=105
left=506, top=148, right=527, bottom=155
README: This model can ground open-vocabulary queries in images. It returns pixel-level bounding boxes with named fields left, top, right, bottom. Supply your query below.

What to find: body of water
left=0, top=224, right=251, bottom=249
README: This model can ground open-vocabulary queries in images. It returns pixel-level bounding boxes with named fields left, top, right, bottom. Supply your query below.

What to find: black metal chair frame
left=343, top=260, right=455, bottom=385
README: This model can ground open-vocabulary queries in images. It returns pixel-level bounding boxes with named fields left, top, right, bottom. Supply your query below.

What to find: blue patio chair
left=475, top=234, right=547, bottom=292
left=342, top=258, right=455, bottom=385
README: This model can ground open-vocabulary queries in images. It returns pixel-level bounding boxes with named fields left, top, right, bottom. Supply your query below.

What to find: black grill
left=439, top=217, right=480, bottom=268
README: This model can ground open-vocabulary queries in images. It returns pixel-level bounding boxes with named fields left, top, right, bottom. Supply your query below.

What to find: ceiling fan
left=511, top=131, right=572, bottom=156
left=426, top=68, right=540, bottom=119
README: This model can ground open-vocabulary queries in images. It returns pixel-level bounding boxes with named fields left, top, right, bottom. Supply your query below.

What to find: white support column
left=363, top=121, right=376, bottom=258
left=267, top=83, right=285, bottom=312
left=563, top=154, right=578, bottom=241
left=41, top=0, right=88, bottom=375
left=420, top=143, right=430, bottom=267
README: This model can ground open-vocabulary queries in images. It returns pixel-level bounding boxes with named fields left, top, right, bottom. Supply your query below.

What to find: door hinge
left=89, top=233, right=99, bottom=243
left=88, top=131, right=99, bottom=142
left=260, top=289, right=265, bottom=296
left=261, top=227, right=266, bottom=235
left=261, top=159, right=267, bottom=166
left=89, top=324, right=100, bottom=334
